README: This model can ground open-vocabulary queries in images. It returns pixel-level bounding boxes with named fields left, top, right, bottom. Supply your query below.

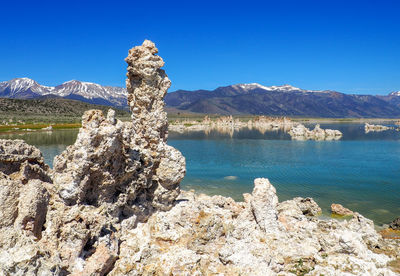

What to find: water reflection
left=169, top=123, right=400, bottom=141
left=0, top=129, right=79, bottom=146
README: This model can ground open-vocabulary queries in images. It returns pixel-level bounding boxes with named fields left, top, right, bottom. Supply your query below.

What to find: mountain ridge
left=0, top=78, right=127, bottom=108
left=165, top=84, right=400, bottom=117
left=1, top=78, right=400, bottom=117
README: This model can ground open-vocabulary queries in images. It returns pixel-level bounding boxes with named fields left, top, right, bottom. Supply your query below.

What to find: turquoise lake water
left=2, top=123, right=399, bottom=225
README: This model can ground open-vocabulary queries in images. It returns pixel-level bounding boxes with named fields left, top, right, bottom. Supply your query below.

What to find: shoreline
left=179, top=186, right=396, bottom=229
left=0, top=116, right=398, bottom=133
left=168, top=113, right=400, bottom=123
left=0, top=123, right=81, bottom=133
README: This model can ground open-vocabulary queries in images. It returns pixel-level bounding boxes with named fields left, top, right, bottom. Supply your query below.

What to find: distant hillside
left=165, top=84, right=400, bottom=118
left=0, top=97, right=130, bottom=123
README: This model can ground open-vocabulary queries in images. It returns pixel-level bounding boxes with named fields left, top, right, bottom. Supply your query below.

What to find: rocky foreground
left=0, top=41, right=399, bottom=275
left=110, top=179, right=400, bottom=275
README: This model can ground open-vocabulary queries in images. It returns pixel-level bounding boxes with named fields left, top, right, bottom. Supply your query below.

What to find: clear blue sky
left=1, top=0, right=399, bottom=94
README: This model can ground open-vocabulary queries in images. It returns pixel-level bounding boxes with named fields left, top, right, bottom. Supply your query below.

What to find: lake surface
left=1, top=123, right=399, bottom=225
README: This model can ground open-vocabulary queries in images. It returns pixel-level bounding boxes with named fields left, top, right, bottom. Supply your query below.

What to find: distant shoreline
left=167, top=113, right=400, bottom=123
left=0, top=115, right=398, bottom=134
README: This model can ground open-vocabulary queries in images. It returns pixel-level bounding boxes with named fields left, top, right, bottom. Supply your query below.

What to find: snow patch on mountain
left=389, top=91, right=400, bottom=96
left=0, top=78, right=54, bottom=96
left=231, top=83, right=326, bottom=93
left=0, top=78, right=128, bottom=107
left=53, top=80, right=127, bottom=100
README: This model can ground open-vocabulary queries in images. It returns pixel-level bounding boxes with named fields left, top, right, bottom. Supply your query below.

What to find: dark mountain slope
left=165, top=87, right=400, bottom=118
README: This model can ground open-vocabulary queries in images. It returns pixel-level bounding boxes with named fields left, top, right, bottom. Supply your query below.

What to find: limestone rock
left=365, top=123, right=393, bottom=133
left=248, top=178, right=279, bottom=233
left=45, top=40, right=185, bottom=274
left=0, top=139, right=51, bottom=183
left=293, top=197, right=322, bottom=216
left=53, top=109, right=139, bottom=206
left=0, top=139, right=53, bottom=274
left=331, top=203, right=354, bottom=216
left=0, top=174, right=19, bottom=228
left=53, top=40, right=185, bottom=213
left=389, top=217, right=400, bottom=230
left=0, top=40, right=185, bottom=275
left=0, top=140, right=51, bottom=239
left=111, top=180, right=397, bottom=275
left=14, top=179, right=49, bottom=238
left=289, top=124, right=343, bottom=140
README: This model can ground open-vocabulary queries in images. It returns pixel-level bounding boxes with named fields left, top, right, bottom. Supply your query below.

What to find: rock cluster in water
left=288, top=123, right=343, bottom=140
left=169, top=115, right=297, bottom=136
left=365, top=123, right=393, bottom=133
left=0, top=41, right=399, bottom=275
left=170, top=116, right=344, bottom=141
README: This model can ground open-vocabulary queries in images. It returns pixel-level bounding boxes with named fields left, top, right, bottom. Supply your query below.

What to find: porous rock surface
left=0, top=41, right=399, bottom=275
left=0, top=139, right=51, bottom=241
left=111, top=178, right=399, bottom=275
left=390, top=217, right=400, bottom=231
left=331, top=203, right=355, bottom=216
left=0, top=40, right=185, bottom=275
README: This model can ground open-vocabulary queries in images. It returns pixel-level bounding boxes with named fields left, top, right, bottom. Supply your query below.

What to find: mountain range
left=0, top=78, right=127, bottom=108
left=1, top=78, right=400, bottom=118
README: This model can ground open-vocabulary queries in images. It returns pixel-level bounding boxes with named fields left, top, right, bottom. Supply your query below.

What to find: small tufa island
left=0, top=40, right=399, bottom=275
left=364, top=122, right=394, bottom=133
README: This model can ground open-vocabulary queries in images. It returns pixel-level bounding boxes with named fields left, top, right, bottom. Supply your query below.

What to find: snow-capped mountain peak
left=231, top=83, right=324, bottom=93
left=0, top=78, right=332, bottom=108
left=10, top=77, right=37, bottom=87
left=0, top=77, right=53, bottom=96
left=389, top=91, right=400, bottom=96
left=55, top=80, right=109, bottom=98
left=232, top=83, right=271, bottom=91
left=267, top=84, right=303, bottom=91
left=0, top=78, right=128, bottom=107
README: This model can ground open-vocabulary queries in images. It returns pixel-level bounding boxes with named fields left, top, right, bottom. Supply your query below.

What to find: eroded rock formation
left=0, top=40, right=185, bottom=275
